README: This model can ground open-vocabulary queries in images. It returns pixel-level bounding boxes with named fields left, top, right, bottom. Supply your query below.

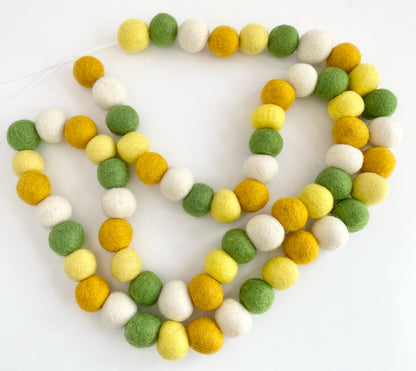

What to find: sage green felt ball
left=222, top=229, right=256, bottom=264
left=106, top=105, right=139, bottom=136
left=315, top=167, right=352, bottom=200
left=97, top=158, right=129, bottom=189
left=149, top=13, right=178, bottom=47
left=314, top=67, right=349, bottom=100
left=49, top=221, right=84, bottom=256
left=7, top=120, right=40, bottom=151
left=362, top=89, right=397, bottom=119
left=129, top=271, right=163, bottom=306
left=268, top=25, right=299, bottom=57
left=124, top=312, right=162, bottom=348
left=239, top=278, right=274, bottom=314
left=249, top=128, right=283, bottom=157
left=182, top=183, right=214, bottom=217
left=332, top=198, right=369, bottom=232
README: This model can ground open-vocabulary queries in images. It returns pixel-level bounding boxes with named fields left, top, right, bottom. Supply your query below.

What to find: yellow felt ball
left=271, top=197, right=308, bottom=231
left=63, top=248, right=97, bottom=282
left=117, top=132, right=150, bottom=165
left=239, top=23, right=268, bottom=55
left=75, top=275, right=110, bottom=312
left=234, top=179, right=269, bottom=213
left=85, top=134, right=116, bottom=164
left=362, top=146, right=396, bottom=178
left=187, top=317, right=224, bottom=354
left=189, top=273, right=223, bottom=311
left=135, top=152, right=168, bottom=185
left=326, top=43, right=361, bottom=73
left=327, top=91, right=364, bottom=121
left=298, top=184, right=333, bottom=219
left=352, top=172, right=389, bottom=206
left=283, top=230, right=319, bottom=265
left=210, top=189, right=241, bottom=223
left=349, top=63, right=380, bottom=96
left=16, top=171, right=51, bottom=205
left=12, top=150, right=44, bottom=176
left=110, top=247, right=142, bottom=283
left=250, top=104, right=285, bottom=131
left=261, top=79, right=296, bottom=111
left=208, top=25, right=239, bottom=58
left=73, top=56, right=104, bottom=88
left=99, top=218, right=133, bottom=252
left=117, top=18, right=149, bottom=53
left=64, top=116, right=97, bottom=149
left=157, top=321, right=189, bottom=361
left=262, top=256, right=299, bottom=290
left=204, top=249, right=238, bottom=284
left=332, top=117, right=369, bottom=148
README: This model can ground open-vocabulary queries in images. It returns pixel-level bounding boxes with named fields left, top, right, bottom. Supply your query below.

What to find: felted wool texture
left=249, top=128, right=283, bottom=157
left=331, top=198, right=369, bottom=232
left=352, top=172, right=389, bottom=206
left=149, top=13, right=178, bottom=47
left=285, top=63, right=318, bottom=98
left=49, top=220, right=84, bottom=256
left=296, top=29, right=333, bottom=64
left=246, top=214, right=285, bottom=251
left=243, top=154, right=279, bottom=184
left=101, top=291, right=137, bottom=329
left=63, top=248, right=97, bottom=282
left=332, top=117, right=369, bottom=149
left=116, top=132, right=150, bottom=165
left=158, top=280, right=193, bottom=322
left=268, top=24, right=299, bottom=57
left=239, top=278, right=274, bottom=314
left=298, top=184, right=333, bottom=219
left=348, top=63, right=380, bottom=96
left=35, top=108, right=67, bottom=143
left=204, top=249, right=238, bottom=284
left=311, top=215, right=349, bottom=251
left=327, top=91, right=364, bottom=121
left=7, top=120, right=40, bottom=151
left=129, top=270, right=162, bottom=306
left=262, top=256, right=299, bottom=290
left=208, top=25, right=239, bottom=58
left=326, top=43, right=361, bottom=72
left=102, top=187, right=137, bottom=219
left=98, top=218, right=133, bottom=252
left=362, top=146, right=396, bottom=178
left=362, top=89, right=398, bottom=120
left=177, top=18, right=209, bottom=53
left=16, top=171, right=51, bottom=205
left=325, top=144, right=364, bottom=175
left=314, top=67, right=349, bottom=100
left=210, top=189, right=241, bottom=223
left=106, top=105, right=139, bottom=136
left=214, top=298, right=252, bottom=337
left=86, top=134, right=116, bottom=164
left=97, top=158, right=129, bottom=190
left=368, top=117, right=402, bottom=148
left=234, top=179, right=269, bottom=213
left=239, top=23, right=268, bottom=55
left=182, top=183, right=214, bottom=217
left=187, top=317, right=224, bottom=355
left=271, top=197, right=308, bottom=231
left=36, top=195, right=72, bottom=228
left=12, top=150, right=44, bottom=176
left=250, top=104, right=285, bottom=131
left=64, top=116, right=97, bottom=149
left=282, top=230, right=319, bottom=265
left=110, top=247, right=142, bottom=283
left=188, top=273, right=223, bottom=311
left=135, top=152, right=168, bottom=185
left=261, top=79, right=296, bottom=111
left=315, top=167, right=353, bottom=200
left=72, top=56, right=104, bottom=88
left=157, top=321, right=189, bottom=361
left=92, top=76, right=127, bottom=110
left=160, top=166, right=194, bottom=202
left=117, top=19, right=149, bottom=53
left=75, top=275, right=110, bottom=312
left=222, top=228, right=256, bottom=264
left=124, top=312, right=162, bottom=348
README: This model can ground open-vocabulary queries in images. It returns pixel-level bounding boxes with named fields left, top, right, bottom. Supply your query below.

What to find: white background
left=0, top=0, right=415, bottom=370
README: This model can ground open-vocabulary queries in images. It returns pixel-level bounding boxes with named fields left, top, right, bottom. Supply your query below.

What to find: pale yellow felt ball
left=250, top=104, right=285, bottom=131
left=239, top=23, right=268, bottom=55
left=298, top=183, right=334, bottom=219
left=204, top=249, right=238, bottom=284
left=327, top=91, right=364, bottom=121
left=117, top=19, right=149, bottom=53
left=352, top=172, right=389, bottom=206
left=117, top=132, right=150, bottom=165
left=210, top=189, right=241, bottom=223
left=12, top=150, right=44, bottom=176
left=63, top=248, right=97, bottom=282
left=349, top=63, right=380, bottom=96
left=85, top=134, right=116, bottom=164
left=262, top=256, right=299, bottom=290
left=157, top=321, right=189, bottom=361
left=110, top=247, right=142, bottom=282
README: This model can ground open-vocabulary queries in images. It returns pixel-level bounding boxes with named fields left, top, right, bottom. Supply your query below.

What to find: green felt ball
left=222, top=229, right=256, bottom=264
left=97, top=158, right=129, bottom=189
left=332, top=198, right=369, bottom=232
left=315, top=167, right=352, bottom=200
left=239, top=278, right=274, bottom=314
left=106, top=105, right=139, bottom=136
left=268, top=25, right=299, bottom=57
left=362, top=89, right=397, bottom=119
left=314, top=67, right=349, bottom=100
left=124, top=312, right=162, bottom=348
left=129, top=271, right=163, bottom=306
left=7, top=120, right=40, bottom=151
left=49, top=221, right=84, bottom=256
left=149, top=13, right=178, bottom=47
left=249, top=128, right=283, bottom=157
left=182, top=183, right=214, bottom=217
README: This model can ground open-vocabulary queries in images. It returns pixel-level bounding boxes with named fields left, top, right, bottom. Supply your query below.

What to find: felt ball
left=102, top=187, right=137, bottom=218
left=12, top=150, right=44, bottom=176
left=234, top=179, right=269, bottom=213
left=246, top=214, right=285, bottom=251
left=327, top=91, right=364, bottom=121
left=101, top=291, right=137, bottom=329
left=243, top=154, right=279, bottom=184
left=177, top=18, right=209, bottom=53
left=135, top=152, right=168, bottom=185
left=261, top=79, right=296, bottom=111
left=285, top=63, right=318, bottom=98
left=297, top=29, right=332, bottom=64
left=314, top=67, right=349, bottom=100
left=368, top=117, right=402, bottom=148
left=75, top=275, right=110, bottom=312
left=315, top=167, right=353, bottom=200
left=271, top=197, right=308, bottom=231
left=49, top=220, right=84, bottom=256
left=208, top=25, right=239, bottom=58
left=249, top=128, right=283, bottom=157
left=262, top=256, right=299, bottom=290
left=325, top=144, right=364, bottom=175
left=311, top=215, right=349, bottom=251
left=36, top=195, right=72, bottom=228
left=111, top=247, right=142, bottom=283
left=160, top=166, right=194, bottom=202
left=129, top=270, right=163, bottom=306
left=158, top=280, right=193, bottom=322
left=215, top=298, right=252, bottom=337
left=35, top=108, right=67, bottom=143
left=117, top=18, right=149, bottom=53
left=117, top=132, right=150, bottom=165
left=64, top=116, right=97, bottom=149
left=149, top=13, right=178, bottom=47
left=332, top=117, right=369, bottom=148
left=222, top=228, right=256, bottom=264
left=73, top=56, right=104, bottom=88
left=362, top=146, right=396, bottom=178
left=106, top=105, right=139, bottom=136
left=124, top=312, right=162, bottom=348
left=182, top=183, right=214, bottom=217
left=362, top=89, right=398, bottom=120
left=204, top=249, right=238, bottom=284
left=16, top=171, right=51, bottom=205
left=268, top=24, right=299, bottom=57
left=63, top=248, right=97, bottom=281
left=92, top=76, right=127, bottom=110
left=250, top=104, right=285, bottom=131
left=187, top=317, right=223, bottom=354
left=99, top=218, right=133, bottom=252
left=7, top=120, right=40, bottom=151
left=348, top=63, right=380, bottom=96
left=352, top=172, right=389, bottom=206
left=283, top=230, right=319, bottom=265
left=298, top=184, right=333, bottom=219
left=97, top=158, right=129, bottom=189
left=239, top=23, right=268, bottom=55
left=210, top=189, right=241, bottom=223
left=332, top=198, right=369, bottom=232
left=326, top=43, right=361, bottom=72
left=188, top=273, right=223, bottom=311
left=86, top=134, right=116, bottom=164
left=157, top=321, right=189, bottom=361
left=239, top=278, right=274, bottom=314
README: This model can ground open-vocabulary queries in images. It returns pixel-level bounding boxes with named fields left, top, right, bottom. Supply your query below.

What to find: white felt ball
left=160, top=166, right=194, bottom=202
left=92, top=76, right=127, bottom=110
left=368, top=117, right=402, bottom=148
left=35, top=108, right=67, bottom=143
left=311, top=216, right=349, bottom=251
left=178, top=18, right=210, bottom=53
left=215, top=298, right=252, bottom=337
left=297, top=30, right=333, bottom=64
left=102, top=187, right=137, bottom=218
left=101, top=291, right=137, bottom=328
left=243, top=154, right=279, bottom=184
left=35, top=195, right=72, bottom=228
left=325, top=144, right=364, bottom=175
left=285, top=63, right=318, bottom=98
left=158, top=281, right=193, bottom=322
left=246, top=214, right=284, bottom=252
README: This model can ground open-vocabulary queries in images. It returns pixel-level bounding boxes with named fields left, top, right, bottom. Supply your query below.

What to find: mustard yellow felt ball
left=117, top=18, right=149, bottom=53
left=261, top=79, right=296, bottom=111
left=63, top=248, right=97, bottom=282
left=250, top=104, right=285, bottom=131
left=75, top=275, right=110, bottom=312
left=99, top=218, right=133, bottom=252
left=349, top=63, right=380, bottom=96
left=361, top=146, right=396, bottom=178
left=271, top=197, right=308, bottom=231
left=187, top=317, right=224, bottom=354
left=157, top=321, right=189, bottom=361
left=332, top=117, right=369, bottom=149
left=327, top=91, right=364, bottom=121
left=210, top=189, right=241, bottom=223
left=239, top=23, right=268, bottom=55
left=16, top=171, right=51, bottom=205
left=85, top=134, right=116, bottom=164
left=110, top=247, right=142, bottom=283
left=326, top=43, right=361, bottom=73
left=188, top=273, right=223, bottom=311
left=12, top=150, right=44, bottom=176
left=234, top=179, right=269, bottom=213
left=204, top=249, right=238, bottom=284
left=283, top=230, right=319, bottom=265
left=64, top=116, right=97, bottom=149
left=262, top=256, right=299, bottom=290
left=208, top=25, right=239, bottom=58
left=352, top=172, right=389, bottom=206
left=117, top=132, right=150, bottom=165
left=135, top=152, right=168, bottom=185
left=298, top=184, right=333, bottom=219
left=73, top=56, right=105, bottom=88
